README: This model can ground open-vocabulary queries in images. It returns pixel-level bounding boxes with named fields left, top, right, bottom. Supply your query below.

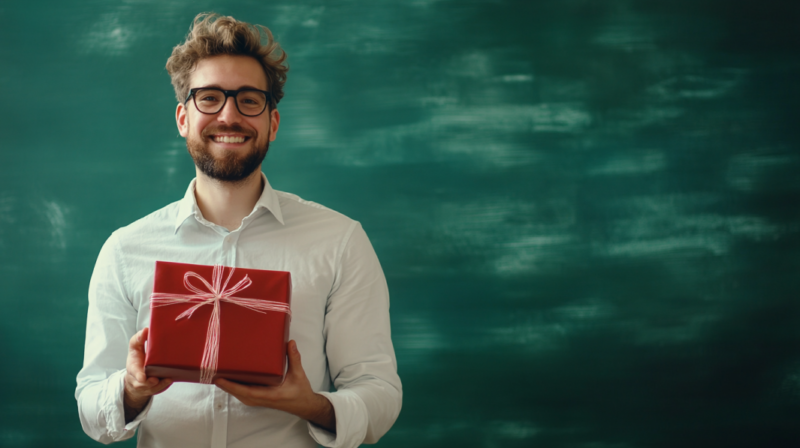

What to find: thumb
left=138, top=327, right=149, bottom=351
left=287, top=340, right=304, bottom=376
left=130, top=327, right=148, bottom=353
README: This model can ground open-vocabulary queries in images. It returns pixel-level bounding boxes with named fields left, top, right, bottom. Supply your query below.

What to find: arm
left=216, top=223, right=402, bottom=447
left=315, top=222, right=403, bottom=445
left=75, top=234, right=171, bottom=442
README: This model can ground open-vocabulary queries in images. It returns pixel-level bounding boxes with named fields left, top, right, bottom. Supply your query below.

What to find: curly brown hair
left=166, top=13, right=288, bottom=108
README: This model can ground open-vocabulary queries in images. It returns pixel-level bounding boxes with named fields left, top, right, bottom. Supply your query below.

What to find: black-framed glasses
left=185, top=88, right=272, bottom=117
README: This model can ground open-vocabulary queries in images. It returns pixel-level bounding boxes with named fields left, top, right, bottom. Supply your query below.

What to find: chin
left=187, top=137, right=269, bottom=183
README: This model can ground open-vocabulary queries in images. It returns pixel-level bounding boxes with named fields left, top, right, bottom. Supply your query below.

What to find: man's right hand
left=123, top=328, right=173, bottom=423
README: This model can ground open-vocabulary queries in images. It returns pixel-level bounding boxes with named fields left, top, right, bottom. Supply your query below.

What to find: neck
left=194, top=168, right=264, bottom=231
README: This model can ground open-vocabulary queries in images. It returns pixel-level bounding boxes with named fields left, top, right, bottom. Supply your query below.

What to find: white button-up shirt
left=75, top=174, right=402, bottom=448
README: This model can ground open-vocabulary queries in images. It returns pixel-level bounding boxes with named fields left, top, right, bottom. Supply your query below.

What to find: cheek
left=189, top=117, right=215, bottom=135
left=250, top=120, right=271, bottom=136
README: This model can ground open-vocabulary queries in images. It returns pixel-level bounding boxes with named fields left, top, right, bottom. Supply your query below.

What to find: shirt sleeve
left=75, top=233, right=151, bottom=443
left=307, top=223, right=403, bottom=447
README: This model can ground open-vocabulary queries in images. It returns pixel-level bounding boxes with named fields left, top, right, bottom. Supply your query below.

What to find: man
left=76, top=13, right=402, bottom=448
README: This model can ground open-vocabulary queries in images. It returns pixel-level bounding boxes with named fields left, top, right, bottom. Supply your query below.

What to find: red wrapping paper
left=144, top=261, right=291, bottom=386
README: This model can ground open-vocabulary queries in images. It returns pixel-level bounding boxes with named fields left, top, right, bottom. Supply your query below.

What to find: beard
left=186, top=124, right=269, bottom=183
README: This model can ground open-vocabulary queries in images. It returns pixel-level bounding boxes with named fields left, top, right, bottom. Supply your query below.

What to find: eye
left=194, top=89, right=224, bottom=103
left=237, top=91, right=266, bottom=108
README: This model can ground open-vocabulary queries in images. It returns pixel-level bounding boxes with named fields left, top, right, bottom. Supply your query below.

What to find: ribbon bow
left=150, top=265, right=291, bottom=384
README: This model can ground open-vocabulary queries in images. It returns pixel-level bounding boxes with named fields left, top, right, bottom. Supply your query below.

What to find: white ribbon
left=150, top=265, right=291, bottom=384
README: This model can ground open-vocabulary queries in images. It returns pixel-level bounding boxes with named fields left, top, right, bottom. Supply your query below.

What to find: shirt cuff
left=307, top=390, right=369, bottom=448
left=104, top=369, right=153, bottom=440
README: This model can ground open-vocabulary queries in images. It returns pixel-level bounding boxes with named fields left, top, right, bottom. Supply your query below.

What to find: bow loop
left=184, top=271, right=217, bottom=297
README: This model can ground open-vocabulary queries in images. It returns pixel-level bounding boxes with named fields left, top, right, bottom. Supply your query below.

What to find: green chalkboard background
left=2, top=0, right=799, bottom=446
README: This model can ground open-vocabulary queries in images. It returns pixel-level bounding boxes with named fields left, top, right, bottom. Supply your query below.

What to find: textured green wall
left=2, top=0, right=799, bottom=446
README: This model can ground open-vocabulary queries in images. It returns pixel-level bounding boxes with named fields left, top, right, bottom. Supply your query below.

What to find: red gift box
left=144, top=261, right=291, bottom=386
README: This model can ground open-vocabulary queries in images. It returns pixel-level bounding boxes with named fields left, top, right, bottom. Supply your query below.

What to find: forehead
left=189, top=55, right=268, bottom=90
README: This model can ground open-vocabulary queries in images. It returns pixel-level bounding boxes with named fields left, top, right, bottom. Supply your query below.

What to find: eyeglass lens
left=194, top=89, right=268, bottom=116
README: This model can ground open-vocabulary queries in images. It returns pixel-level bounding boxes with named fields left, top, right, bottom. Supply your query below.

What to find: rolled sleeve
left=308, top=390, right=368, bottom=447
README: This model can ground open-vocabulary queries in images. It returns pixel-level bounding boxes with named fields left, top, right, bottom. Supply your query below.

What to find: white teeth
left=214, top=136, right=245, bottom=143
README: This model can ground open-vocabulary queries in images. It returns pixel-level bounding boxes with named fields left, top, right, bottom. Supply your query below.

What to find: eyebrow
left=196, top=84, right=266, bottom=91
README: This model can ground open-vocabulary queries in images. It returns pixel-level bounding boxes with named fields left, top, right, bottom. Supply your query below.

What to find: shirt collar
left=174, top=172, right=284, bottom=233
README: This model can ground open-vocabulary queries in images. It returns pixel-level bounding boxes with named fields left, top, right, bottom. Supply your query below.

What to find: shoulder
left=110, top=199, right=182, bottom=248
left=274, top=190, right=361, bottom=237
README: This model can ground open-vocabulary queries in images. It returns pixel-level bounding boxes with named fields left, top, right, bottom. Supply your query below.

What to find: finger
left=127, top=367, right=157, bottom=387
left=129, top=374, right=171, bottom=391
left=215, top=378, right=269, bottom=399
left=150, top=378, right=174, bottom=395
left=125, top=371, right=144, bottom=390
left=287, top=340, right=304, bottom=377
left=214, top=379, right=245, bottom=401
left=127, top=369, right=154, bottom=389
left=129, top=328, right=148, bottom=352
left=214, top=378, right=246, bottom=395
left=127, top=329, right=150, bottom=382
left=126, top=359, right=147, bottom=385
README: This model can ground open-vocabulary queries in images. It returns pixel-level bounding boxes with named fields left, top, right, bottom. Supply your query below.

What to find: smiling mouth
left=211, top=135, right=250, bottom=144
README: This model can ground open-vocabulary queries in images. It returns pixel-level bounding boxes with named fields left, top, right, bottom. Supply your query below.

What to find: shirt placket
left=210, top=226, right=242, bottom=448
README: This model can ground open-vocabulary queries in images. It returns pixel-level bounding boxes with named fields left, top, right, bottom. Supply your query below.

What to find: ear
left=269, top=108, right=280, bottom=142
left=176, top=102, right=189, bottom=138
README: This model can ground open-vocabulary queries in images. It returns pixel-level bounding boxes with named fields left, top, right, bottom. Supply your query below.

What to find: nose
left=216, top=96, right=243, bottom=124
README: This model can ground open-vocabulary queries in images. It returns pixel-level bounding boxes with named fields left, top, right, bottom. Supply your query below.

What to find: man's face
left=176, top=55, right=280, bottom=182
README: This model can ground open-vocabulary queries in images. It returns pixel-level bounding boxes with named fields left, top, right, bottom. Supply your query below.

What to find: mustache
left=201, top=125, right=255, bottom=138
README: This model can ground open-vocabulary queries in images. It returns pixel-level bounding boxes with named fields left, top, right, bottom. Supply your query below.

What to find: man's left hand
left=214, top=340, right=336, bottom=432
